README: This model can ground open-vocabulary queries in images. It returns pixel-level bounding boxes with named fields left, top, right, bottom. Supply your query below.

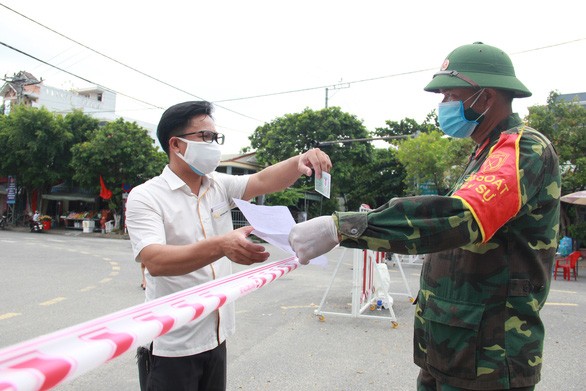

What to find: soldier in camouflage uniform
left=289, top=42, right=560, bottom=390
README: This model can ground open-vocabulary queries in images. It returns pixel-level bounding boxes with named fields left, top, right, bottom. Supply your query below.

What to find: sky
left=1, top=0, right=585, bottom=154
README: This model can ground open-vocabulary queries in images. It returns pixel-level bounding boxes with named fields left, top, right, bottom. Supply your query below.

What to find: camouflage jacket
left=335, top=114, right=560, bottom=389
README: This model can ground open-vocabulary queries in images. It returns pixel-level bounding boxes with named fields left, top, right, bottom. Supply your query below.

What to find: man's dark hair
left=157, top=101, right=214, bottom=155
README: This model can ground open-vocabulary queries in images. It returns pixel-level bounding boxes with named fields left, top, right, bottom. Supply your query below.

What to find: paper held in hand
left=315, top=171, right=331, bottom=198
left=233, top=198, right=328, bottom=266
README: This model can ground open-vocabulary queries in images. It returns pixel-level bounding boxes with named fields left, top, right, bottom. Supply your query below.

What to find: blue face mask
left=437, top=90, right=488, bottom=138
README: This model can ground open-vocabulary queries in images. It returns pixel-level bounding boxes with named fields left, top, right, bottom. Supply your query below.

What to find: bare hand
left=298, top=148, right=332, bottom=179
left=221, top=226, right=269, bottom=265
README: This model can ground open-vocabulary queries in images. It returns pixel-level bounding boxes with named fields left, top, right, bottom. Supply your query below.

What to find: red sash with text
left=453, top=131, right=522, bottom=242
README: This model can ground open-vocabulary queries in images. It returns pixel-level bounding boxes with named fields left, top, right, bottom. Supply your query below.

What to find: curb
left=1, top=225, right=130, bottom=240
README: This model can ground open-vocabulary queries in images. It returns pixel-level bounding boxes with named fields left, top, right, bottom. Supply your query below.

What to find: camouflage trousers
left=417, top=368, right=535, bottom=391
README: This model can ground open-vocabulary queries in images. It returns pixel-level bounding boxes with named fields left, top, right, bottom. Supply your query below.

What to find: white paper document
left=233, top=199, right=327, bottom=266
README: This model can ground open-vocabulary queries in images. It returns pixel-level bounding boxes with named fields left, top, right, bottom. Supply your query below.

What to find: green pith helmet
left=424, top=42, right=531, bottom=98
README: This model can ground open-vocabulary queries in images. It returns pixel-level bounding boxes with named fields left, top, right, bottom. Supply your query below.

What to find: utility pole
left=325, top=81, right=350, bottom=108
left=2, top=73, right=42, bottom=106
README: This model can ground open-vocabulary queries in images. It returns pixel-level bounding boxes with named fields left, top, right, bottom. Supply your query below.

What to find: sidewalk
left=3, top=224, right=130, bottom=240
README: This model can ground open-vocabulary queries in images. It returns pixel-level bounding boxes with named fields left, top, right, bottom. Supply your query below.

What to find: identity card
left=315, top=171, right=331, bottom=199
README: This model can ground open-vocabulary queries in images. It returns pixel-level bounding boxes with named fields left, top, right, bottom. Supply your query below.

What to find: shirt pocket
left=422, top=295, right=485, bottom=380
left=211, top=201, right=231, bottom=220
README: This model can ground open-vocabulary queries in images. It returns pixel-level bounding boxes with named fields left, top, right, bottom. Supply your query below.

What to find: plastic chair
left=554, top=251, right=582, bottom=281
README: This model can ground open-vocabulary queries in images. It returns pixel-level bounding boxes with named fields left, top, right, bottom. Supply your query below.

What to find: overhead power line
left=0, top=2, right=262, bottom=122
left=214, top=67, right=436, bottom=103
left=215, top=37, right=586, bottom=103
left=2, top=2, right=585, bottom=116
left=511, top=38, right=586, bottom=54
left=0, top=40, right=163, bottom=109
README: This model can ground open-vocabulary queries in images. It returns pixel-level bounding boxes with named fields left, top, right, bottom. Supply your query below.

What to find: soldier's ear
left=479, top=88, right=501, bottom=111
left=483, top=88, right=496, bottom=103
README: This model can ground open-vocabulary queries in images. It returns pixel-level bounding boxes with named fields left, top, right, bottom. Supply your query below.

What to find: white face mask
left=175, top=137, right=221, bottom=175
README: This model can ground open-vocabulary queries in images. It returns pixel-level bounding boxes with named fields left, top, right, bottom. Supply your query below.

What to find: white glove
left=288, top=216, right=339, bottom=265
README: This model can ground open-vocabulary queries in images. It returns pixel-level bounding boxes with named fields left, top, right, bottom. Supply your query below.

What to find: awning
left=560, top=190, right=586, bottom=206
left=42, top=193, right=96, bottom=203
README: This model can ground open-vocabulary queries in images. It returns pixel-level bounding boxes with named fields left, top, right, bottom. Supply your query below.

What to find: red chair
left=554, top=251, right=582, bottom=281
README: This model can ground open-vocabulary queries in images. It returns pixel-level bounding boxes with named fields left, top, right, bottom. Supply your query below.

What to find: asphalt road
left=1, top=228, right=585, bottom=390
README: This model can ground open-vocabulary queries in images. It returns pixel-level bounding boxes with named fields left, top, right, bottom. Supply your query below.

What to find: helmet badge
left=440, top=59, right=450, bottom=71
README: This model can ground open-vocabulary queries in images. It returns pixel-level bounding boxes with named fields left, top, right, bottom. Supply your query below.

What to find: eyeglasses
left=176, top=130, right=225, bottom=145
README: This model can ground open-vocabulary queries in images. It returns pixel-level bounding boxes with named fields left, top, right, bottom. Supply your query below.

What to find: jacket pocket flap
left=422, top=296, right=485, bottom=331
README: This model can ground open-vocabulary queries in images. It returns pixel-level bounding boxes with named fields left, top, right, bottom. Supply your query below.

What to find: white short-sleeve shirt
left=126, top=165, right=250, bottom=357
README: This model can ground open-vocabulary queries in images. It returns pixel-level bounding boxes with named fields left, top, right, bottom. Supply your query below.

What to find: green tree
left=70, top=118, right=167, bottom=215
left=526, top=91, right=586, bottom=242
left=373, top=111, right=439, bottom=143
left=443, top=136, right=475, bottom=187
left=0, top=105, right=73, bottom=211
left=396, top=130, right=448, bottom=194
left=395, top=130, right=473, bottom=195
left=374, top=112, right=473, bottom=196
left=347, top=147, right=406, bottom=209
left=55, top=109, right=100, bottom=182
left=249, top=107, right=373, bottom=215
left=526, top=91, right=586, bottom=193
left=375, top=117, right=422, bottom=138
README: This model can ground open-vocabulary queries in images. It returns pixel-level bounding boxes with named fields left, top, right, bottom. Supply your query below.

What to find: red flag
left=99, top=176, right=113, bottom=200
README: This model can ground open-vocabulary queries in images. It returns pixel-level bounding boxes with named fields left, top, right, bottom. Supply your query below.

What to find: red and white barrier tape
left=0, top=257, right=299, bottom=391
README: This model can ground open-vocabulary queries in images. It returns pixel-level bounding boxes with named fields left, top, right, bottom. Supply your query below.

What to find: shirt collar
left=161, top=165, right=186, bottom=191
left=495, top=112, right=523, bottom=132
left=161, top=165, right=213, bottom=194
left=475, top=113, right=523, bottom=158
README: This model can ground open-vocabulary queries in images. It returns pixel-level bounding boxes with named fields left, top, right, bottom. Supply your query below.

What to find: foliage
left=372, top=111, right=475, bottom=198
left=55, top=110, right=100, bottom=180
left=374, top=117, right=422, bottom=139
left=0, top=105, right=74, bottom=209
left=264, top=187, right=312, bottom=207
left=443, top=136, right=475, bottom=185
left=0, top=106, right=165, bottom=215
left=373, top=111, right=439, bottom=144
left=249, top=107, right=373, bottom=215
left=526, top=91, right=586, bottom=193
left=395, top=130, right=474, bottom=195
left=70, top=118, right=167, bottom=210
left=567, top=221, right=586, bottom=247
left=396, top=130, right=448, bottom=194
left=345, top=148, right=406, bottom=209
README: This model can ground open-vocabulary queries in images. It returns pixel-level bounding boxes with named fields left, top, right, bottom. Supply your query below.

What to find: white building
left=1, top=71, right=158, bottom=139
left=1, top=71, right=116, bottom=122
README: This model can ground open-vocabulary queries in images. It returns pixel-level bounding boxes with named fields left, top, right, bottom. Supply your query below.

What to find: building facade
left=1, top=71, right=117, bottom=122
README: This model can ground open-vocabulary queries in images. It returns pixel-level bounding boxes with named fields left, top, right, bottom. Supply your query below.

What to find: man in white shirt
left=126, top=101, right=331, bottom=391
left=30, top=210, right=41, bottom=231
